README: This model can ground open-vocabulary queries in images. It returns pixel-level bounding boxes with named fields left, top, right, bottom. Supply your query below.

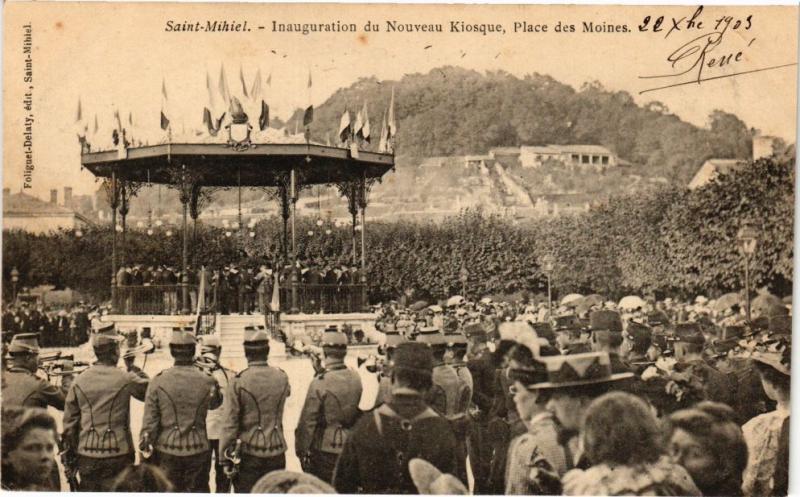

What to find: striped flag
left=357, top=101, right=370, bottom=143
left=204, top=70, right=225, bottom=136
left=303, top=70, right=314, bottom=127
left=239, top=65, right=249, bottom=99
left=75, top=98, right=88, bottom=144
left=378, top=110, right=388, bottom=153
left=338, top=109, right=351, bottom=144
left=218, top=64, right=232, bottom=110
left=160, top=79, right=170, bottom=131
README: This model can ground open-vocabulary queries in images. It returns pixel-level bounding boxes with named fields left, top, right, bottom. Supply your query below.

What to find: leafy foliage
left=4, top=157, right=792, bottom=304
left=290, top=67, right=753, bottom=185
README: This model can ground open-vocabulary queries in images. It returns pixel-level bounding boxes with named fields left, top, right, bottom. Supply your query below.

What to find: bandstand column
left=119, top=185, right=128, bottom=267
left=280, top=186, right=290, bottom=263
left=110, top=170, right=119, bottom=312
left=358, top=174, right=368, bottom=311
left=290, top=168, right=299, bottom=314
left=180, top=165, right=190, bottom=314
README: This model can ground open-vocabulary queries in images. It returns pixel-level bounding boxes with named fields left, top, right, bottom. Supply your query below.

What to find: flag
left=270, top=272, right=280, bottom=312
left=378, top=110, right=388, bottom=152
left=266, top=72, right=272, bottom=87
left=218, top=64, right=232, bottom=110
left=387, top=87, right=397, bottom=152
left=307, top=71, right=312, bottom=89
left=239, top=65, right=249, bottom=99
left=75, top=98, right=87, bottom=144
left=246, top=69, right=264, bottom=128
left=204, top=70, right=225, bottom=135
left=353, top=109, right=363, bottom=141
left=160, top=79, right=170, bottom=131
left=357, top=101, right=370, bottom=143
left=338, top=109, right=351, bottom=143
left=303, top=105, right=314, bottom=127
left=259, top=101, right=270, bottom=131
left=194, top=266, right=206, bottom=333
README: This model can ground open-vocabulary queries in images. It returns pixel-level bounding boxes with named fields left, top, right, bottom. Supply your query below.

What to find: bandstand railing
left=114, top=285, right=198, bottom=315
left=280, top=284, right=366, bottom=314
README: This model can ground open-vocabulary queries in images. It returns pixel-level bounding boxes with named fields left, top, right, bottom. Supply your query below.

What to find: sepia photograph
left=1, top=2, right=797, bottom=495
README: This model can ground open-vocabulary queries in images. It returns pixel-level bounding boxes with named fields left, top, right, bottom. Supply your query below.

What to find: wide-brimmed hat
left=588, top=310, right=623, bottom=332
left=647, top=311, right=670, bottom=327
left=552, top=315, right=581, bottom=333
left=671, top=323, right=705, bottom=344
left=416, top=326, right=447, bottom=347
left=530, top=351, right=633, bottom=389
left=8, top=333, right=40, bottom=354
left=748, top=335, right=791, bottom=375
left=409, top=458, right=469, bottom=495
left=463, top=322, right=488, bottom=343
left=251, top=470, right=335, bottom=494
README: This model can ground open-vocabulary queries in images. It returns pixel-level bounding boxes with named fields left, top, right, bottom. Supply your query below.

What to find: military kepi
left=321, top=326, right=348, bottom=347
left=8, top=333, right=40, bottom=354
left=244, top=325, right=270, bottom=344
left=91, top=323, right=125, bottom=348
left=170, top=327, right=197, bottom=346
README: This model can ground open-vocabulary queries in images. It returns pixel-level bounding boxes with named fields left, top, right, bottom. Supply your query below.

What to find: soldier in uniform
left=418, top=326, right=469, bottom=484
left=464, top=322, right=496, bottom=494
left=61, top=323, right=149, bottom=491
left=295, top=327, right=363, bottom=483
left=141, top=328, right=222, bottom=493
left=219, top=326, right=291, bottom=493
left=672, top=323, right=734, bottom=407
left=333, top=341, right=459, bottom=493
left=373, top=326, right=406, bottom=407
left=587, top=310, right=632, bottom=374
left=2, top=333, right=71, bottom=409
left=198, top=334, right=235, bottom=493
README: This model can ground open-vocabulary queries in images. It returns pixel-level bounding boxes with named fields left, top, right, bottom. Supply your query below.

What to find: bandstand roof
left=81, top=143, right=395, bottom=187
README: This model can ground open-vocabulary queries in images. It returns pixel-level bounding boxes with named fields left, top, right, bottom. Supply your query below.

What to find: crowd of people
left=0, top=289, right=792, bottom=495
left=1, top=302, right=91, bottom=347
left=114, top=258, right=364, bottom=315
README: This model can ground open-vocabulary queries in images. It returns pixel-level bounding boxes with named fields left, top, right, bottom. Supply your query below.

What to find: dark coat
left=333, top=393, right=459, bottom=494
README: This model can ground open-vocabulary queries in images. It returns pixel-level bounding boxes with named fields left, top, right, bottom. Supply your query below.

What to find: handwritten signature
left=638, top=8, right=796, bottom=95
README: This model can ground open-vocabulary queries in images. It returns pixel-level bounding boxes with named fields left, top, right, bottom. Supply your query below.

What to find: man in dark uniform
left=418, top=326, right=469, bottom=483
left=141, top=328, right=222, bottom=493
left=672, top=322, right=734, bottom=407
left=61, top=323, right=149, bottom=491
left=464, top=322, right=496, bottom=494
left=333, top=341, right=459, bottom=493
left=588, top=310, right=632, bottom=374
left=2, top=333, right=71, bottom=409
left=295, top=327, right=363, bottom=483
left=219, top=326, right=291, bottom=492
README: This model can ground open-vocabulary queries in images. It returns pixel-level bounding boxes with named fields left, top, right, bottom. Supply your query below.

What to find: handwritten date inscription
left=636, top=6, right=793, bottom=95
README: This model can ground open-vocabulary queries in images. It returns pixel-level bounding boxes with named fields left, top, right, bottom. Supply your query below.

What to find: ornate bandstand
left=82, top=141, right=394, bottom=351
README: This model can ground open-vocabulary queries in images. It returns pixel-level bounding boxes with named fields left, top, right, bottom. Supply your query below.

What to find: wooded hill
left=290, top=66, right=756, bottom=184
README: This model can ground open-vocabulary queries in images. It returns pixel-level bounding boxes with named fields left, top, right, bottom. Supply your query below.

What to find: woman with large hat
left=740, top=334, right=791, bottom=496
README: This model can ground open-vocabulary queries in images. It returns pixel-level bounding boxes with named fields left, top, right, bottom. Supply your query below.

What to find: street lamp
left=541, top=255, right=555, bottom=319
left=737, top=223, right=759, bottom=322
left=10, top=267, right=19, bottom=303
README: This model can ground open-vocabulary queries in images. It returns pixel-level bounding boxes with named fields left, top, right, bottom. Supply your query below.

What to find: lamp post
left=737, top=223, right=758, bottom=323
left=10, top=267, right=19, bottom=304
left=541, top=255, right=555, bottom=319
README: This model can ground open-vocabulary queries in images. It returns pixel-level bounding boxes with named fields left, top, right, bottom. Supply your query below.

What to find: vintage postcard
left=1, top=2, right=797, bottom=495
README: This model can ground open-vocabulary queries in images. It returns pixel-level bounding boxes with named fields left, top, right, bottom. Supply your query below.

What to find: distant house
left=688, top=159, right=747, bottom=190
left=520, top=144, right=617, bottom=168
left=489, top=147, right=521, bottom=160
left=3, top=189, right=91, bottom=233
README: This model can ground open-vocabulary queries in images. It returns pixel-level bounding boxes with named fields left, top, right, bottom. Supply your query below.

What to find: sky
left=3, top=3, right=798, bottom=199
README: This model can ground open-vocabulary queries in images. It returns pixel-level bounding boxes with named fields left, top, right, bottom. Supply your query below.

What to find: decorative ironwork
left=101, top=176, right=119, bottom=210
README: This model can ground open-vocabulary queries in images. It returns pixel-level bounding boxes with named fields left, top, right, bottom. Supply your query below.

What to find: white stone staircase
left=215, top=313, right=286, bottom=366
